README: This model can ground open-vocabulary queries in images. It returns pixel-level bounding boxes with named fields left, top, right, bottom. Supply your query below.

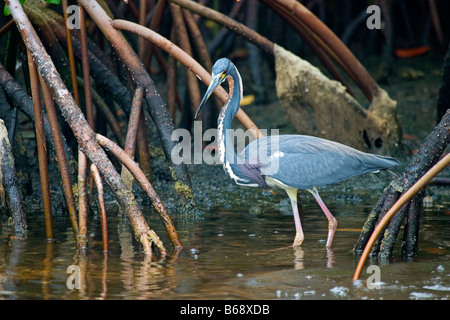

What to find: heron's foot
left=292, top=232, right=304, bottom=247
left=325, top=218, right=338, bottom=248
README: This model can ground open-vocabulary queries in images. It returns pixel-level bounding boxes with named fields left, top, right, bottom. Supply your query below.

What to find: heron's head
left=195, top=58, right=232, bottom=119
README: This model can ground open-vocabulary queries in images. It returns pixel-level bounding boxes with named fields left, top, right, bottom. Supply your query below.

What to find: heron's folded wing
left=242, top=135, right=397, bottom=189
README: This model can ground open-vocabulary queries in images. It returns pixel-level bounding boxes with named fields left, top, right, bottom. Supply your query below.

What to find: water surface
left=1, top=170, right=449, bottom=300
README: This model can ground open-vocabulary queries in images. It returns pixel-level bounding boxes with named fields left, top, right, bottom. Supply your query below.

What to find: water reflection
left=292, top=247, right=304, bottom=270
left=291, top=246, right=335, bottom=269
left=0, top=199, right=449, bottom=299
left=41, top=242, right=53, bottom=299
left=326, top=248, right=335, bottom=268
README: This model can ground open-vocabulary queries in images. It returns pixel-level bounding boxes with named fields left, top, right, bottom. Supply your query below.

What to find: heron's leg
left=308, top=187, right=337, bottom=248
left=285, top=187, right=304, bottom=247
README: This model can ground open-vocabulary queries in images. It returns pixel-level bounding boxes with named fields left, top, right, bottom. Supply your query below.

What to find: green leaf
left=3, top=0, right=26, bottom=16
left=44, top=0, right=60, bottom=4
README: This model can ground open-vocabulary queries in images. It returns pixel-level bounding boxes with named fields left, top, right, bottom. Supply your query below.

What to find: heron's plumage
left=240, top=135, right=398, bottom=189
left=195, top=57, right=399, bottom=248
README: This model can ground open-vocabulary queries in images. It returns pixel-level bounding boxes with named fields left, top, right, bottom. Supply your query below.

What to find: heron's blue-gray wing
left=241, top=135, right=398, bottom=190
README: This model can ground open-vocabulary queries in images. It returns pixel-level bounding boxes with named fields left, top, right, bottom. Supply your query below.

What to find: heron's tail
left=365, top=155, right=399, bottom=172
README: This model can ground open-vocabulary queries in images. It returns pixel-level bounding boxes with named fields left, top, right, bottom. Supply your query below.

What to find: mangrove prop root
left=121, top=86, right=144, bottom=189
left=262, top=0, right=380, bottom=101
left=0, top=119, right=27, bottom=233
left=0, top=62, right=76, bottom=180
left=77, top=149, right=89, bottom=249
left=78, top=0, right=194, bottom=204
left=91, top=163, right=108, bottom=253
left=259, top=0, right=354, bottom=97
left=39, top=73, right=79, bottom=240
left=76, top=77, right=126, bottom=147
left=79, top=6, right=95, bottom=129
left=7, top=0, right=156, bottom=256
left=112, top=19, right=263, bottom=139
left=38, top=6, right=133, bottom=115
left=169, top=3, right=201, bottom=118
left=28, top=53, right=53, bottom=240
left=96, top=134, right=182, bottom=249
left=401, top=193, right=423, bottom=258
left=353, top=151, right=450, bottom=280
left=168, top=0, right=274, bottom=54
left=354, top=109, right=450, bottom=258
left=136, top=111, right=153, bottom=182
left=148, top=229, right=167, bottom=257
left=61, top=0, right=80, bottom=105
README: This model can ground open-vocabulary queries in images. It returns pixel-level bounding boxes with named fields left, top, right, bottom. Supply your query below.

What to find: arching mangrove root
left=354, top=109, right=450, bottom=259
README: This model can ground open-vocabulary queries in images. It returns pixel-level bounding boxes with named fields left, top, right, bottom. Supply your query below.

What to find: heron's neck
left=217, top=67, right=242, bottom=166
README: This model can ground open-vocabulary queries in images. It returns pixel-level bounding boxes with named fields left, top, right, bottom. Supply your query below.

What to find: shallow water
left=1, top=168, right=449, bottom=300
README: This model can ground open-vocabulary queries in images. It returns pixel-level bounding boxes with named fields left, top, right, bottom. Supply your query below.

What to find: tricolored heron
left=195, top=58, right=398, bottom=248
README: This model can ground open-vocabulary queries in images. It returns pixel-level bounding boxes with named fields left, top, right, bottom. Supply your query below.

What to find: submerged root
left=140, top=230, right=167, bottom=258
left=148, top=229, right=167, bottom=256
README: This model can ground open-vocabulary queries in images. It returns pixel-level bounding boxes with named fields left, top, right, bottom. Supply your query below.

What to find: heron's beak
left=195, top=73, right=222, bottom=119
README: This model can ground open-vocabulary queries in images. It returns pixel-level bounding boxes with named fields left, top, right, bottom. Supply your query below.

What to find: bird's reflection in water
left=291, top=246, right=335, bottom=270
left=292, top=247, right=304, bottom=270
left=326, top=248, right=335, bottom=268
